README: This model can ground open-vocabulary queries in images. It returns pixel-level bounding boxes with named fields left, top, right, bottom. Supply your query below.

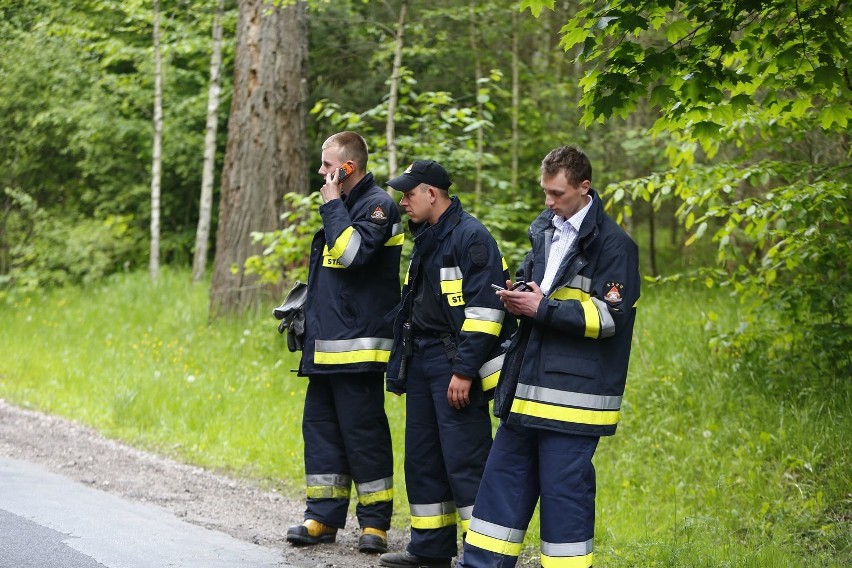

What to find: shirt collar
left=552, top=193, right=594, bottom=233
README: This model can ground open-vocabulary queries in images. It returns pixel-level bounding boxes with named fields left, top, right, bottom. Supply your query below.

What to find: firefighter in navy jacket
left=286, top=132, right=403, bottom=555
left=460, top=146, right=640, bottom=568
left=379, top=160, right=515, bottom=568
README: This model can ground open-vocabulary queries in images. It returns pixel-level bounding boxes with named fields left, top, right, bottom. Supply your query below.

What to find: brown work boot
left=285, top=519, right=337, bottom=545
left=359, top=527, right=388, bottom=553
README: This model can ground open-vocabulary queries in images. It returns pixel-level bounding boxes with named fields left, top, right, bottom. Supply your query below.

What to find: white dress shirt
left=539, top=195, right=594, bottom=295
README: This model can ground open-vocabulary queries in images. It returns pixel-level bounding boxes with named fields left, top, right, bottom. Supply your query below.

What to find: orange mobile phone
left=338, top=163, right=354, bottom=182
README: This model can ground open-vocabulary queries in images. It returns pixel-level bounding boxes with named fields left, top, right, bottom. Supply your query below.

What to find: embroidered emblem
left=370, top=205, right=387, bottom=221
left=604, top=282, right=624, bottom=304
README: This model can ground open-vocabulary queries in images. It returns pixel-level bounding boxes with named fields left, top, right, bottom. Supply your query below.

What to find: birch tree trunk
left=384, top=0, right=407, bottom=194
left=149, top=0, right=163, bottom=283
left=192, top=0, right=226, bottom=284
left=209, top=0, right=309, bottom=318
left=469, top=1, right=483, bottom=210
left=511, top=5, right=519, bottom=197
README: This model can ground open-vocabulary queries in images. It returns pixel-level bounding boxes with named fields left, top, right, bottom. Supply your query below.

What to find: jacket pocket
left=544, top=354, right=601, bottom=380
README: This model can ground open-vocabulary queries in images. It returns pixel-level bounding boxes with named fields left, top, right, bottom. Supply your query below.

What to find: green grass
left=0, top=269, right=848, bottom=567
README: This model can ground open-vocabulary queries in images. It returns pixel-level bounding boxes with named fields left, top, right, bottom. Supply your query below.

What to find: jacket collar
left=530, top=188, right=603, bottom=245
left=410, top=196, right=463, bottom=242
left=342, top=172, right=375, bottom=207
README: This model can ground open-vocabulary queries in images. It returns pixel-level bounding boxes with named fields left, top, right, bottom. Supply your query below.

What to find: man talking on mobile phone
left=286, top=131, right=403, bottom=555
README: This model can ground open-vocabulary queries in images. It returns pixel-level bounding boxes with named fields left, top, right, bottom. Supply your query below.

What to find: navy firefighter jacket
left=386, top=197, right=516, bottom=401
left=299, top=173, right=403, bottom=376
left=493, top=189, right=640, bottom=437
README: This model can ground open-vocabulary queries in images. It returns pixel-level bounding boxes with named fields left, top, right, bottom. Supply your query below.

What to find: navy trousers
left=302, top=372, right=394, bottom=530
left=405, top=337, right=493, bottom=559
left=460, top=421, right=599, bottom=568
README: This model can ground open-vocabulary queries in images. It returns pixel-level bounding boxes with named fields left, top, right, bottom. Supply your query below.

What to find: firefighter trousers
left=404, top=337, right=493, bottom=559
left=302, top=372, right=394, bottom=530
left=460, top=421, right=599, bottom=568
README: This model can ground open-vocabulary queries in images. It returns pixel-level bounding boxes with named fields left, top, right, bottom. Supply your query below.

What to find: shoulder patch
left=469, top=242, right=488, bottom=268
left=369, top=204, right=389, bottom=224
left=603, top=282, right=624, bottom=304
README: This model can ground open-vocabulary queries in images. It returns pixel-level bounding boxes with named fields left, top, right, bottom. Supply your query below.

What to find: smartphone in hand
left=491, top=281, right=530, bottom=292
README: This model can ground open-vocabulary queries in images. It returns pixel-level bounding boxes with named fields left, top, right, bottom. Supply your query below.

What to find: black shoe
left=359, top=528, right=388, bottom=553
left=285, top=519, right=337, bottom=545
left=379, top=551, right=451, bottom=568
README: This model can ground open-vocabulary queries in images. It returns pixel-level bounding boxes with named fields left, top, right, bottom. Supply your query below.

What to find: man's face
left=399, top=185, right=432, bottom=224
left=540, top=171, right=590, bottom=219
left=318, top=145, right=343, bottom=178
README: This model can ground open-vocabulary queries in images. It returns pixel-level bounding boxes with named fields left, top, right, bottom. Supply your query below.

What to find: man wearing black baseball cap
left=381, top=160, right=516, bottom=568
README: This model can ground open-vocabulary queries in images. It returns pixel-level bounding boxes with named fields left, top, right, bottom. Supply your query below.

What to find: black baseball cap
left=386, top=160, right=452, bottom=192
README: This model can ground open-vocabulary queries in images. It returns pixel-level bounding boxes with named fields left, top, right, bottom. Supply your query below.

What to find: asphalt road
left=0, top=456, right=295, bottom=568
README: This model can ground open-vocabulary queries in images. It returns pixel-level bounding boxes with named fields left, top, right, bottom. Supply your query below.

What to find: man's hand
left=497, top=279, right=543, bottom=318
left=447, top=374, right=472, bottom=409
left=319, top=168, right=343, bottom=203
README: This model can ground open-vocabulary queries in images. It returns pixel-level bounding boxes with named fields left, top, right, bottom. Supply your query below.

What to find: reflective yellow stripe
left=541, top=552, right=593, bottom=567
left=441, top=279, right=463, bottom=295
left=511, top=399, right=619, bottom=426
left=550, top=287, right=590, bottom=301
left=462, top=319, right=502, bottom=336
left=580, top=299, right=600, bottom=338
left=411, top=513, right=457, bottom=529
left=314, top=349, right=390, bottom=364
left=501, top=257, right=508, bottom=271
left=385, top=233, right=405, bottom=246
left=481, top=369, right=500, bottom=391
left=465, top=530, right=524, bottom=557
left=359, top=488, right=394, bottom=505
left=322, top=245, right=346, bottom=269
left=460, top=518, right=471, bottom=534
left=329, top=226, right=362, bottom=267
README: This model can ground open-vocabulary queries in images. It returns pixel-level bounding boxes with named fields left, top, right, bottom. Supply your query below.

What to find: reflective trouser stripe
left=458, top=505, right=473, bottom=534
left=541, top=539, right=594, bottom=568
left=328, top=226, right=361, bottom=267
left=510, top=399, right=620, bottom=426
left=410, top=502, right=457, bottom=529
left=306, top=473, right=351, bottom=499
left=314, top=338, right=393, bottom=365
left=478, top=353, right=504, bottom=392
left=465, top=517, right=525, bottom=557
left=356, top=477, right=394, bottom=506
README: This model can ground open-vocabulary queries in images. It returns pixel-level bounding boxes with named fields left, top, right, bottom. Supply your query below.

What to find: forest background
left=0, top=0, right=849, bottom=566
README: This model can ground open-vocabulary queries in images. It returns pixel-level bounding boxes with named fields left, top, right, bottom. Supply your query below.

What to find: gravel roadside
left=0, top=399, right=408, bottom=568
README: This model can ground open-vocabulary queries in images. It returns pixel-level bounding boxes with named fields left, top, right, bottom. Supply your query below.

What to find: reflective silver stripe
left=391, top=222, right=403, bottom=236
left=356, top=477, right=393, bottom=494
left=591, top=297, right=616, bottom=338
left=479, top=353, right=504, bottom=379
left=306, top=473, right=351, bottom=487
left=463, top=306, right=505, bottom=324
left=515, top=383, right=621, bottom=410
left=440, top=266, right=463, bottom=281
left=469, top=517, right=526, bottom=543
left=457, top=505, right=473, bottom=521
left=541, top=538, right=594, bottom=557
left=315, top=337, right=394, bottom=353
left=337, top=229, right=362, bottom=267
left=567, top=275, right=592, bottom=293
left=410, top=502, right=456, bottom=516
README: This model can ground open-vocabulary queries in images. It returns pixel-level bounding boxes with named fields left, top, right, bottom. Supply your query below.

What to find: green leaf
left=818, top=103, right=849, bottom=130
left=520, top=0, right=555, bottom=18
left=666, top=19, right=693, bottom=44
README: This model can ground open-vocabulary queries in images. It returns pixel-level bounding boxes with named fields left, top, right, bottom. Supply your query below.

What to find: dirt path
left=0, top=399, right=409, bottom=568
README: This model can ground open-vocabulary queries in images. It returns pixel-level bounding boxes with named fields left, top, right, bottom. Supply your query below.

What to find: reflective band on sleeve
left=515, top=384, right=621, bottom=410
left=461, top=306, right=504, bottom=336
left=478, top=353, right=504, bottom=392
left=410, top=502, right=457, bottom=529
left=329, top=226, right=362, bottom=267
left=440, top=266, right=463, bottom=296
left=458, top=505, right=473, bottom=533
left=502, top=257, right=508, bottom=271
left=305, top=473, right=352, bottom=500
left=385, top=223, right=404, bottom=247
left=465, top=517, right=525, bottom=557
left=550, top=287, right=591, bottom=302
left=580, top=299, right=600, bottom=338
left=322, top=245, right=345, bottom=269
left=511, top=399, right=620, bottom=426
left=314, top=338, right=393, bottom=365
left=540, top=538, right=594, bottom=567
left=591, top=297, right=615, bottom=338
left=567, top=275, right=592, bottom=292
left=356, top=477, right=394, bottom=505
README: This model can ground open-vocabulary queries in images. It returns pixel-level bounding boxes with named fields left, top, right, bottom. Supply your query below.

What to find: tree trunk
left=385, top=0, right=407, bottom=193
left=510, top=5, right=519, bottom=197
left=469, top=1, right=483, bottom=210
left=192, top=0, right=226, bottom=284
left=209, top=0, right=309, bottom=318
left=149, top=0, right=163, bottom=284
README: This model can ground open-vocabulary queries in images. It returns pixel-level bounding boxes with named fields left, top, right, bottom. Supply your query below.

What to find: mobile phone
left=337, top=162, right=354, bottom=182
left=490, top=283, right=506, bottom=291
left=510, top=280, right=531, bottom=291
